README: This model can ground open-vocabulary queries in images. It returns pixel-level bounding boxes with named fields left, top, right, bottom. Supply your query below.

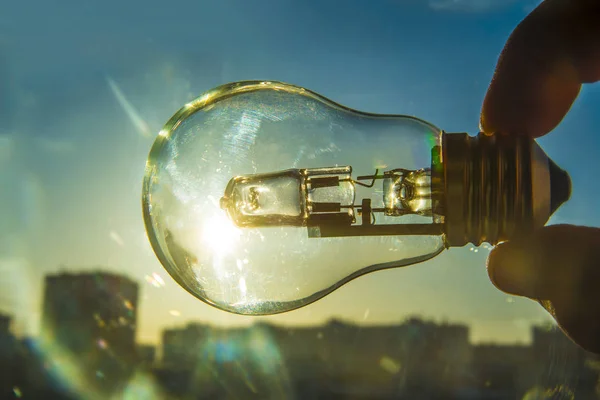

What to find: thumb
left=487, top=224, right=600, bottom=354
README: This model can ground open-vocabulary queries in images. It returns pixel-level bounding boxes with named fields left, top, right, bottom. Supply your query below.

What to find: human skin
left=480, top=0, right=600, bottom=354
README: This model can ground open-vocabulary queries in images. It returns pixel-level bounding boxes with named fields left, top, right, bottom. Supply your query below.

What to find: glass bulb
left=142, top=81, right=570, bottom=315
left=143, top=81, right=445, bottom=315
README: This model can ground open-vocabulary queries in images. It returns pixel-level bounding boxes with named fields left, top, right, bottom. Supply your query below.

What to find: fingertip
left=488, top=225, right=600, bottom=355
left=487, top=225, right=600, bottom=299
left=486, top=241, right=537, bottom=297
left=479, top=0, right=588, bottom=138
left=486, top=242, right=504, bottom=290
left=480, top=65, right=581, bottom=138
left=478, top=112, right=494, bottom=136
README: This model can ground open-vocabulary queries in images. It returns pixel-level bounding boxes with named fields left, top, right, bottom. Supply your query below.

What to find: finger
left=480, top=0, right=600, bottom=138
left=487, top=224, right=600, bottom=354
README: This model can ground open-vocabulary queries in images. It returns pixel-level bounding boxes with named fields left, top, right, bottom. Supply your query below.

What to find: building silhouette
left=2, top=269, right=600, bottom=399
left=155, top=318, right=600, bottom=399
left=40, top=271, right=139, bottom=397
left=137, top=344, right=156, bottom=367
left=472, top=344, right=532, bottom=398
left=159, top=317, right=473, bottom=399
left=0, top=314, right=10, bottom=335
left=0, top=313, right=19, bottom=398
left=162, top=323, right=211, bottom=369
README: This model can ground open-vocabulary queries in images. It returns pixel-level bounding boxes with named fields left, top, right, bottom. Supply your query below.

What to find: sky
left=1, top=0, right=600, bottom=346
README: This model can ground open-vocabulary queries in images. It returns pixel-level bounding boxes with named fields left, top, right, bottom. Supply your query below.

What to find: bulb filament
left=219, top=165, right=444, bottom=238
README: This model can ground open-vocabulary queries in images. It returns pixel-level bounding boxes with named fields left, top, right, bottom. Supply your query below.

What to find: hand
left=480, top=0, right=600, bottom=354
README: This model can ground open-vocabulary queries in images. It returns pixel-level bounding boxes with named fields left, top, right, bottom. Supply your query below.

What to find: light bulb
left=142, top=81, right=570, bottom=315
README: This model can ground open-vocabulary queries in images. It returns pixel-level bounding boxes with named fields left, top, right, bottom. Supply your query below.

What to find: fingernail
left=488, top=242, right=538, bottom=297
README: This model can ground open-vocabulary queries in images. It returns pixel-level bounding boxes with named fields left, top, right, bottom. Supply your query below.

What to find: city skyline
left=1, top=267, right=556, bottom=348
left=1, top=268, right=597, bottom=399
left=0, top=268, right=575, bottom=352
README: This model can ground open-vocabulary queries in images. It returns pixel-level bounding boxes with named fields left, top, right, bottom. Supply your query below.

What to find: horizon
left=1, top=267, right=554, bottom=347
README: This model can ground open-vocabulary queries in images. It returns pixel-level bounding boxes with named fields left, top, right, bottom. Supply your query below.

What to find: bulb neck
left=440, top=132, right=569, bottom=247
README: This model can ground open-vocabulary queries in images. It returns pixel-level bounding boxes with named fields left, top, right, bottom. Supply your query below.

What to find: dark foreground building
left=40, top=271, right=139, bottom=397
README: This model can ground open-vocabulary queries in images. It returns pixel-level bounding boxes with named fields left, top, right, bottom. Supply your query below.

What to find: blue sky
left=1, top=0, right=599, bottom=345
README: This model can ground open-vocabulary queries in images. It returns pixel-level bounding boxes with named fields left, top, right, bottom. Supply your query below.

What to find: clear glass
left=142, top=81, right=445, bottom=315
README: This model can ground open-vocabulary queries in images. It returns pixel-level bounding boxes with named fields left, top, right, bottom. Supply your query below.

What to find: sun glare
left=202, top=213, right=242, bottom=255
